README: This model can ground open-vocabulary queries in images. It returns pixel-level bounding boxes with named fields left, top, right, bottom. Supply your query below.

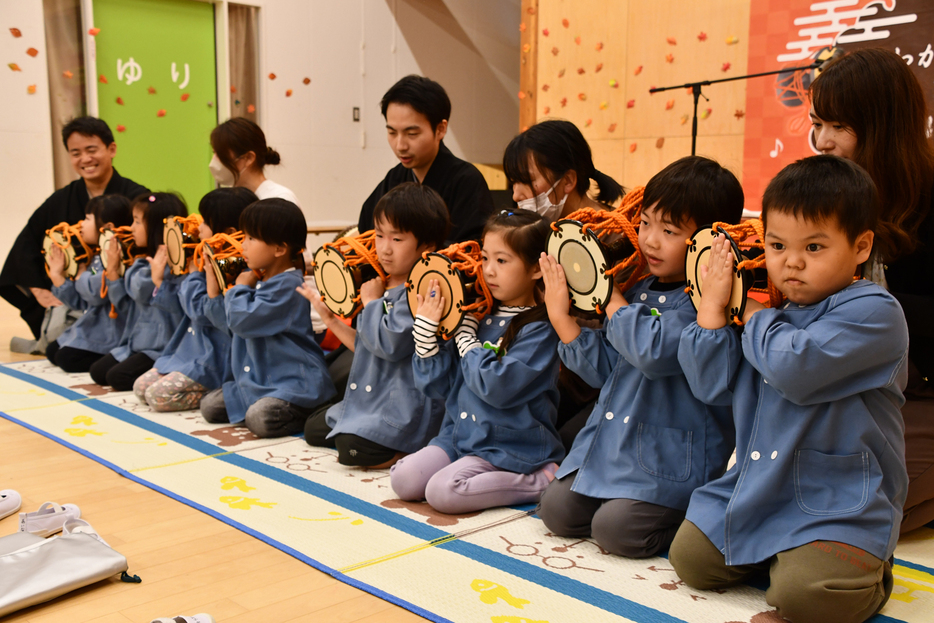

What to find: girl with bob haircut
left=810, top=47, right=934, bottom=534
left=392, top=210, right=564, bottom=514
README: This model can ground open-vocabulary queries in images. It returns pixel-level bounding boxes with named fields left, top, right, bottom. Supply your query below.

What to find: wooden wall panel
left=525, top=0, right=752, bottom=191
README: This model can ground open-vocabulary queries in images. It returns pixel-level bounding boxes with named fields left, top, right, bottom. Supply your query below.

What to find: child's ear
left=273, top=243, right=289, bottom=258
left=529, top=262, right=543, bottom=281
left=224, top=227, right=237, bottom=234
left=855, top=229, right=874, bottom=264
left=102, top=222, right=115, bottom=230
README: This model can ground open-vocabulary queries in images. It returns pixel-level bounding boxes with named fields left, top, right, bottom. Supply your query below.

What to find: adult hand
left=415, top=279, right=445, bottom=324
left=30, top=287, right=62, bottom=308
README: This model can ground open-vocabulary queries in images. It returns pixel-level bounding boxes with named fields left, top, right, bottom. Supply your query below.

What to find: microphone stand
left=649, top=61, right=822, bottom=155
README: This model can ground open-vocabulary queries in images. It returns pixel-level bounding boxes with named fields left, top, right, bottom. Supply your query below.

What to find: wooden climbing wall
left=520, top=0, right=751, bottom=199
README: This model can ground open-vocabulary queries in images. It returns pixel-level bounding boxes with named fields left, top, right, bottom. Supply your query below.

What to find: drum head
left=98, top=230, right=126, bottom=277
left=202, top=245, right=228, bottom=293
left=685, top=226, right=748, bottom=325
left=406, top=253, right=468, bottom=337
left=547, top=219, right=615, bottom=313
left=313, top=246, right=360, bottom=318
left=44, top=231, right=79, bottom=279
left=164, top=218, right=187, bottom=275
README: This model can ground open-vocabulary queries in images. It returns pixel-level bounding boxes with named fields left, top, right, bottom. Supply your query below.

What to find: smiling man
left=357, top=75, right=494, bottom=245
left=0, top=117, right=149, bottom=339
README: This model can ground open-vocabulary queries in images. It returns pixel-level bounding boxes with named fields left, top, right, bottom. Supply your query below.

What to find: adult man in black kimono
left=0, top=117, right=149, bottom=339
left=358, top=75, right=494, bottom=244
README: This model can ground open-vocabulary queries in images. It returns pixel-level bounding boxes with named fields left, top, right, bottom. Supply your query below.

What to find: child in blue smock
left=133, top=187, right=257, bottom=411
left=46, top=194, right=133, bottom=372
left=89, top=193, right=188, bottom=391
left=536, top=156, right=744, bottom=558
left=672, top=156, right=909, bottom=623
left=199, top=198, right=336, bottom=438
left=301, top=183, right=449, bottom=467
left=390, top=210, right=564, bottom=514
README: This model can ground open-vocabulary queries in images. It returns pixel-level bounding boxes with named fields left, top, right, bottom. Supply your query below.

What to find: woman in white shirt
left=209, top=118, right=301, bottom=205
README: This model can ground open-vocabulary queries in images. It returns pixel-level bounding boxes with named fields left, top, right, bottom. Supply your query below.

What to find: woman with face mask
left=503, top=119, right=624, bottom=223
left=209, top=118, right=301, bottom=206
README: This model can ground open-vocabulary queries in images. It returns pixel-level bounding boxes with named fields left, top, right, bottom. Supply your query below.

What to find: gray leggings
left=200, top=389, right=312, bottom=438
left=537, top=474, right=685, bottom=558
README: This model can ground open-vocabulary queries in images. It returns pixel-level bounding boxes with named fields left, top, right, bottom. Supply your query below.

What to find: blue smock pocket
left=637, top=423, right=692, bottom=482
left=794, top=449, right=870, bottom=516
left=494, top=424, right=545, bottom=465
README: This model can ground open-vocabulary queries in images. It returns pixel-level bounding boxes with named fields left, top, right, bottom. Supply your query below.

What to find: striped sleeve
left=413, top=314, right=440, bottom=358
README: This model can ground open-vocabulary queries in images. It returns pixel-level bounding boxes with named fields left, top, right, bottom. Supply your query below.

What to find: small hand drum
left=311, top=230, right=384, bottom=319
left=98, top=227, right=140, bottom=277
left=685, top=223, right=773, bottom=325
left=200, top=232, right=252, bottom=292
left=43, top=230, right=79, bottom=279
left=546, top=219, right=636, bottom=313
left=163, top=214, right=203, bottom=275
left=406, top=241, right=492, bottom=339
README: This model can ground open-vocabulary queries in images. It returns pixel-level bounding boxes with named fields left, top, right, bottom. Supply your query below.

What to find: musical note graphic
left=769, top=138, right=784, bottom=158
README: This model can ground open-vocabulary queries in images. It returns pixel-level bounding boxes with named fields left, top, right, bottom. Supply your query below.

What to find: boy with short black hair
left=303, top=182, right=450, bottom=468
left=673, top=155, right=909, bottom=623
left=537, top=156, right=744, bottom=558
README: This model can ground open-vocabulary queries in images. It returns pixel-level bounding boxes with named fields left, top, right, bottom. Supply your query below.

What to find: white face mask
left=209, top=154, right=236, bottom=187
left=517, top=177, right=567, bottom=222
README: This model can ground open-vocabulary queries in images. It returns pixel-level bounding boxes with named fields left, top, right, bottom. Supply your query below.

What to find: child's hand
left=415, top=279, right=445, bottom=324
left=235, top=269, right=259, bottom=288
left=539, top=253, right=581, bottom=344
left=697, top=233, right=734, bottom=330
left=104, top=238, right=122, bottom=281
left=604, top=284, right=629, bottom=318
left=148, top=245, right=168, bottom=289
left=360, top=278, right=385, bottom=307
left=297, top=281, right=336, bottom=324
left=47, top=245, right=67, bottom=286
left=205, top=262, right=221, bottom=298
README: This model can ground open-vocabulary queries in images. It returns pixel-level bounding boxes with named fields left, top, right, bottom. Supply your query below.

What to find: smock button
left=485, top=318, right=492, bottom=325
left=763, top=379, right=769, bottom=385
left=499, top=320, right=506, bottom=327
left=471, top=414, right=476, bottom=421
left=188, top=327, right=194, bottom=333
left=771, top=451, right=778, bottom=460
left=751, top=451, right=761, bottom=460
left=640, top=293, right=648, bottom=301
left=798, top=304, right=806, bottom=308
left=365, top=385, right=372, bottom=392
left=460, top=412, right=468, bottom=419
left=658, top=295, right=667, bottom=303
left=349, top=383, right=357, bottom=390
left=244, top=366, right=250, bottom=372
left=606, top=412, right=614, bottom=420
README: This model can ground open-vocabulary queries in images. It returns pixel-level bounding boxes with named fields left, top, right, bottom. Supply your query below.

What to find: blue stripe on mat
left=3, top=366, right=928, bottom=622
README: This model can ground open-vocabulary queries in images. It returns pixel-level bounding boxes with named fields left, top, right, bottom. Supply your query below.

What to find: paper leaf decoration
left=181, top=93, right=190, bottom=102
left=117, top=125, right=126, bottom=132
left=27, top=84, right=36, bottom=94
left=10, top=28, right=22, bottom=38
left=156, top=109, right=166, bottom=117
left=698, top=32, right=708, bottom=41
left=88, top=28, right=100, bottom=36
left=26, top=48, right=38, bottom=57
left=626, top=99, right=635, bottom=108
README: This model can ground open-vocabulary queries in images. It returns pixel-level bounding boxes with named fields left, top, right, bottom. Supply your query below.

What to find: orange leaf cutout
left=99, top=74, right=108, bottom=84
left=10, top=28, right=22, bottom=38
left=116, top=97, right=124, bottom=105
left=562, top=18, right=569, bottom=28
left=628, top=142, right=636, bottom=151
left=303, top=77, right=311, bottom=85
left=156, top=109, right=166, bottom=117
left=117, top=125, right=126, bottom=133
left=88, top=27, right=100, bottom=36
left=626, top=99, right=635, bottom=108
left=285, top=89, right=293, bottom=97
left=27, top=84, right=36, bottom=94
left=666, top=37, right=677, bottom=45
left=181, top=93, right=190, bottom=102
left=62, top=70, right=73, bottom=79
left=634, top=65, right=643, bottom=76
left=268, top=73, right=276, bottom=80
left=26, top=48, right=38, bottom=57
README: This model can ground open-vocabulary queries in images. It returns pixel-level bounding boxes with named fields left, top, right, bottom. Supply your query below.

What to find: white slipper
left=62, top=518, right=111, bottom=547
left=0, top=490, right=22, bottom=520
left=149, top=615, right=216, bottom=623
left=18, top=501, right=81, bottom=537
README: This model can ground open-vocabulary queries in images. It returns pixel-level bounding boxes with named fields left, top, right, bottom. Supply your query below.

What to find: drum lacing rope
left=319, top=230, right=389, bottom=310
left=168, top=213, right=204, bottom=256
left=703, top=219, right=783, bottom=325
left=197, top=231, right=262, bottom=286
left=438, top=240, right=494, bottom=322
left=560, top=186, right=649, bottom=298
left=98, top=226, right=138, bottom=319
left=45, top=222, right=95, bottom=273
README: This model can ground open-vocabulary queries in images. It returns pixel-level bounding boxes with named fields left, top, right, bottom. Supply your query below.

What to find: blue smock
left=414, top=313, right=565, bottom=474
left=153, top=272, right=230, bottom=389
left=556, top=278, right=734, bottom=509
left=110, top=259, right=184, bottom=361
left=52, top=255, right=126, bottom=354
left=220, top=269, right=336, bottom=424
left=678, top=280, right=909, bottom=565
left=326, top=284, right=445, bottom=452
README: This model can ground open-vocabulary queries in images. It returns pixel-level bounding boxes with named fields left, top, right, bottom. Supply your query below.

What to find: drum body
left=312, top=245, right=378, bottom=318
left=203, top=245, right=248, bottom=292
left=546, top=219, right=636, bottom=313
left=685, top=226, right=769, bottom=325
left=43, top=230, right=80, bottom=279
left=406, top=251, right=485, bottom=338
left=163, top=216, right=201, bottom=275
left=98, top=227, right=140, bottom=277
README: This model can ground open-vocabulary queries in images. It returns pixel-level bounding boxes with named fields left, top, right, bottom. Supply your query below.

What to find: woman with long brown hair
left=810, top=47, right=934, bottom=534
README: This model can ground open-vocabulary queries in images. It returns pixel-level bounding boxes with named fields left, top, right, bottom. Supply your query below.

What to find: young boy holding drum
left=537, top=156, right=744, bottom=558
left=673, top=155, right=909, bottom=623
left=301, top=182, right=450, bottom=468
